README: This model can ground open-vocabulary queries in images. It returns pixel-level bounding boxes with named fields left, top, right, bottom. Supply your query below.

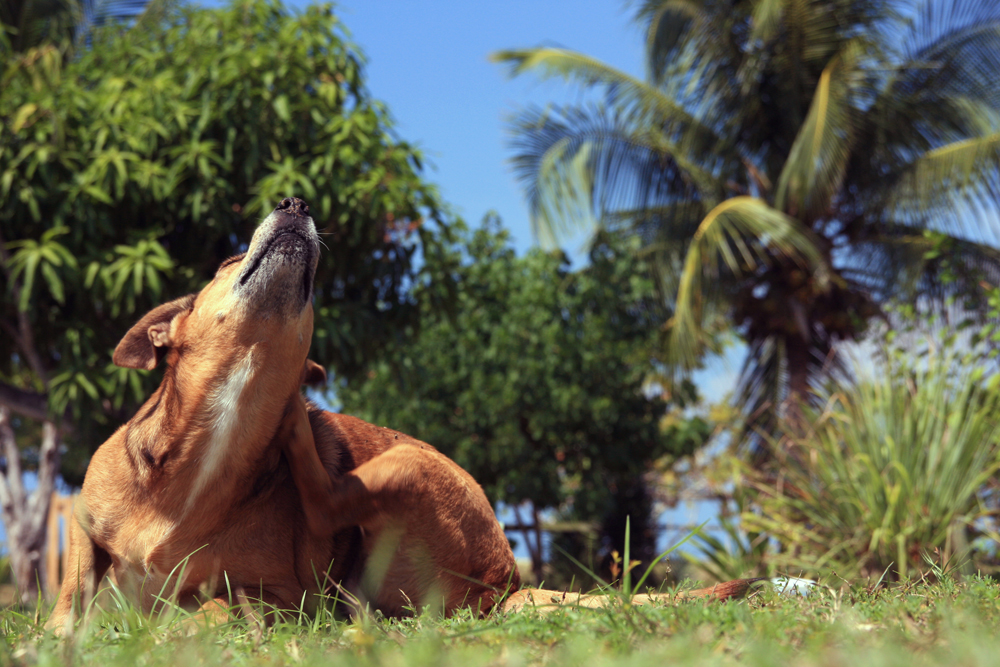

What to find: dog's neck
left=126, top=346, right=294, bottom=517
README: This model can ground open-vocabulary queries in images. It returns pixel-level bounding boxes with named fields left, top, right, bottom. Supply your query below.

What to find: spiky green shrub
left=744, top=342, right=1000, bottom=580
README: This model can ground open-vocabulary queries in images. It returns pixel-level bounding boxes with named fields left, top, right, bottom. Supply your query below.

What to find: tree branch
left=0, top=381, right=49, bottom=423
left=26, top=420, right=59, bottom=536
left=513, top=503, right=543, bottom=583
left=0, top=226, right=48, bottom=385
left=0, top=406, right=24, bottom=522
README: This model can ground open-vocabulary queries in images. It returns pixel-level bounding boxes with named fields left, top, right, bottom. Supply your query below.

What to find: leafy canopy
left=0, top=0, right=453, bottom=481
left=338, top=217, right=710, bottom=518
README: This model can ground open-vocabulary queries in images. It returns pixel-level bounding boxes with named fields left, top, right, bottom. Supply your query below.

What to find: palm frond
left=881, top=4, right=1000, bottom=134
left=847, top=1, right=1000, bottom=199
left=748, top=0, right=785, bottom=46
left=667, top=196, right=826, bottom=371
left=638, top=0, right=752, bottom=124
left=492, top=47, right=729, bottom=154
left=898, top=0, right=1000, bottom=70
left=785, top=0, right=881, bottom=70
left=734, top=335, right=785, bottom=441
left=775, top=42, right=865, bottom=223
left=844, top=228, right=1000, bottom=310
left=636, top=0, right=708, bottom=83
left=508, top=104, right=727, bottom=244
left=880, top=133, right=1000, bottom=241
left=603, top=201, right=712, bottom=300
left=757, top=0, right=872, bottom=118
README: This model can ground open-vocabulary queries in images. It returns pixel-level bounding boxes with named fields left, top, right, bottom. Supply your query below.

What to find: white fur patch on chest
left=185, top=351, right=256, bottom=510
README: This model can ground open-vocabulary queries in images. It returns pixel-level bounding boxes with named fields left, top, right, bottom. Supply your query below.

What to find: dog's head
left=113, top=198, right=321, bottom=386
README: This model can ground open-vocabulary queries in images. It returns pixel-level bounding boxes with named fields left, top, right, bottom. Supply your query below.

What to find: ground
left=4, top=577, right=1000, bottom=666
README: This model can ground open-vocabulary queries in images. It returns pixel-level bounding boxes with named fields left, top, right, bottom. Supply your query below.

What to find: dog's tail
left=501, top=578, right=766, bottom=614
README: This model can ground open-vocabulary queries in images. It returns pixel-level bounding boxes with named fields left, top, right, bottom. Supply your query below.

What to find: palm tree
left=1, top=0, right=150, bottom=53
left=496, top=0, right=1000, bottom=442
left=1, top=0, right=72, bottom=51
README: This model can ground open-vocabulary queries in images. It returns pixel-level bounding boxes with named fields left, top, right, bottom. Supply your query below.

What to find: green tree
left=0, top=0, right=452, bottom=602
left=495, top=0, right=1000, bottom=444
left=338, top=217, right=711, bottom=583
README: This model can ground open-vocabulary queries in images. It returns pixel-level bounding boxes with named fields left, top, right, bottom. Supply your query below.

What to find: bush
left=743, top=339, right=1000, bottom=581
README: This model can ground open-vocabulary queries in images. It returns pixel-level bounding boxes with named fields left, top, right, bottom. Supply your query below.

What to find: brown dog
left=46, top=197, right=518, bottom=632
left=279, top=399, right=762, bottom=614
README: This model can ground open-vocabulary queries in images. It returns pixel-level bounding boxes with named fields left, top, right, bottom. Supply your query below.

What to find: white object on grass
left=770, top=576, right=817, bottom=596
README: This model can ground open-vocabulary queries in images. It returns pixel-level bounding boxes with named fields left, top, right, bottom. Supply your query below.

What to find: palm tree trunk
left=784, top=339, right=812, bottom=433
left=600, top=478, right=656, bottom=577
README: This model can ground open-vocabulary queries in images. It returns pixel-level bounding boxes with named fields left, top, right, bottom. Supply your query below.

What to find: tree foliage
left=337, top=218, right=711, bottom=572
left=496, top=0, right=1000, bottom=443
left=0, top=0, right=453, bottom=482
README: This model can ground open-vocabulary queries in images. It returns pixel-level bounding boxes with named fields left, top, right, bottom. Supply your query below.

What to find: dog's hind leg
left=278, top=402, right=517, bottom=616
left=316, top=445, right=518, bottom=615
left=277, top=391, right=403, bottom=537
left=276, top=393, right=341, bottom=538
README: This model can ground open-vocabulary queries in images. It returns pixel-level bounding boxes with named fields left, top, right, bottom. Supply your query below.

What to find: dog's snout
left=237, top=195, right=320, bottom=308
left=276, top=197, right=310, bottom=218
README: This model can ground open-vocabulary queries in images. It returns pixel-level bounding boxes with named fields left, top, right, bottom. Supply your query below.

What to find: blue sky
left=329, top=0, right=644, bottom=255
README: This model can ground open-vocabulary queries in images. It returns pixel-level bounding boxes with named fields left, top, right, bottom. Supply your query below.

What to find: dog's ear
left=113, top=294, right=197, bottom=370
left=301, top=359, right=327, bottom=386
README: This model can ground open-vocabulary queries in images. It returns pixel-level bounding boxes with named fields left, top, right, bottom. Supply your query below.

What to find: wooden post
left=45, top=493, right=60, bottom=596
left=44, top=493, right=75, bottom=597
left=61, top=498, right=72, bottom=589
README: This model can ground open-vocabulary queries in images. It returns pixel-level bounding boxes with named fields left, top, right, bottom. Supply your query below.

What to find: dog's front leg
left=189, top=596, right=237, bottom=630
left=46, top=510, right=111, bottom=634
left=191, top=586, right=296, bottom=633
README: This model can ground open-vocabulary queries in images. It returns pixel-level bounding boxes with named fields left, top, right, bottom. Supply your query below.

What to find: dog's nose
left=275, top=197, right=310, bottom=218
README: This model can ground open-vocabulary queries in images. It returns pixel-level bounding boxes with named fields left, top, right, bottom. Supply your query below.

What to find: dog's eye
left=217, top=253, right=246, bottom=271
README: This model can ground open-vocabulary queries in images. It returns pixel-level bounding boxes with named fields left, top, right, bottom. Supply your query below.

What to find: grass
left=5, top=576, right=1000, bottom=665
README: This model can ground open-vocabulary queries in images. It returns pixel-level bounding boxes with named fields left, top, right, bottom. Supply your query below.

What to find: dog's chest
left=108, top=514, right=208, bottom=611
left=111, top=525, right=235, bottom=611
left=110, top=488, right=304, bottom=610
